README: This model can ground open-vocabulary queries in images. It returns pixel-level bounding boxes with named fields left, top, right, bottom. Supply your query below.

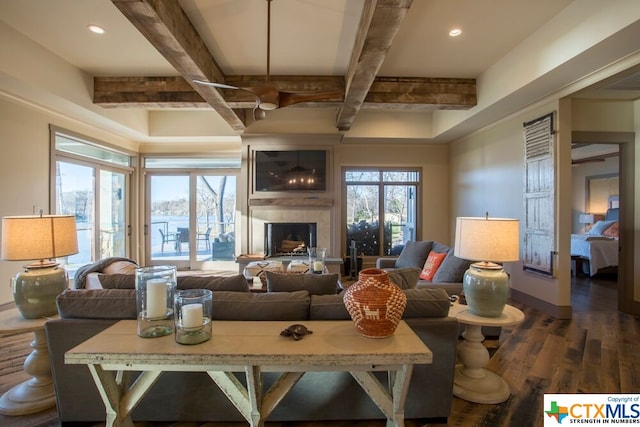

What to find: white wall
left=0, top=95, right=137, bottom=305
left=450, top=97, right=639, bottom=317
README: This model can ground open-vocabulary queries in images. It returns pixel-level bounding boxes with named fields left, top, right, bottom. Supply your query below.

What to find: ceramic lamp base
left=13, top=265, right=67, bottom=319
left=462, top=262, right=509, bottom=318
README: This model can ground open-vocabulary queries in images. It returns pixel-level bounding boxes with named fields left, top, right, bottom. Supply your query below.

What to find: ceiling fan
left=194, top=0, right=342, bottom=121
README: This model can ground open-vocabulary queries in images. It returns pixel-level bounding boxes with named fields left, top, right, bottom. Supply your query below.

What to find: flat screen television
left=254, top=150, right=327, bottom=192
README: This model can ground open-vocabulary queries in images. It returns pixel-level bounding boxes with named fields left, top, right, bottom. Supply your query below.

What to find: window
left=51, top=126, right=135, bottom=270
left=344, top=168, right=419, bottom=256
left=144, top=156, right=239, bottom=270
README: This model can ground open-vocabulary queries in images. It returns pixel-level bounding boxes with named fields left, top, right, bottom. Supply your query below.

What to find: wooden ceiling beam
left=94, top=75, right=476, bottom=110
left=336, top=0, right=414, bottom=131
left=111, top=0, right=246, bottom=131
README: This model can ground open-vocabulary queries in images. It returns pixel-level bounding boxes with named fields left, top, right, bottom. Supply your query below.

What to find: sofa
left=376, top=240, right=472, bottom=295
left=46, top=272, right=459, bottom=424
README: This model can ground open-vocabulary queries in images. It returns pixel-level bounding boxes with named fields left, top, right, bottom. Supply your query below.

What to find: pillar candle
left=313, top=261, right=323, bottom=272
left=182, top=303, right=204, bottom=328
left=146, top=279, right=167, bottom=319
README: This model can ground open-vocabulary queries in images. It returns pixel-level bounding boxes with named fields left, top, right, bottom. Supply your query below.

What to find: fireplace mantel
left=249, top=198, right=333, bottom=207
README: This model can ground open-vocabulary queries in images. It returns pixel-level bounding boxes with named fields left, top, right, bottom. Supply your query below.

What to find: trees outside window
left=345, top=169, right=419, bottom=256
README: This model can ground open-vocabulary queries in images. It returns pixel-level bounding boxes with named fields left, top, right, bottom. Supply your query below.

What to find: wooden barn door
left=523, top=113, right=555, bottom=276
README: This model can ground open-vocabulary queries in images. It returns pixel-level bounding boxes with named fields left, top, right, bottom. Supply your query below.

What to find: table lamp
left=454, top=215, right=520, bottom=318
left=1, top=214, right=78, bottom=319
left=578, top=213, right=594, bottom=232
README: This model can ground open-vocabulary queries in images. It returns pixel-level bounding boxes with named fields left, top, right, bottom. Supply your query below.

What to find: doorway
left=571, top=131, right=636, bottom=315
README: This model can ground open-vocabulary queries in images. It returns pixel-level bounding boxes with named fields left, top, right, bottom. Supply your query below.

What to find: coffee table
left=449, top=302, right=524, bottom=404
left=65, top=320, right=432, bottom=427
left=0, top=308, right=58, bottom=415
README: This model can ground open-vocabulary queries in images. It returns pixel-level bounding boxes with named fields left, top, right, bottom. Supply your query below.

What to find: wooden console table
left=65, top=320, right=432, bottom=427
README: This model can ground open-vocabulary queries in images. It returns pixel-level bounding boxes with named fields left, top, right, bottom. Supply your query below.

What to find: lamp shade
left=1, top=215, right=78, bottom=262
left=578, top=214, right=594, bottom=224
left=454, top=217, right=520, bottom=263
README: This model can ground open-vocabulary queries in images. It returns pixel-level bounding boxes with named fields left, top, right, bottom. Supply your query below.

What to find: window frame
left=50, top=125, right=136, bottom=268
left=342, top=166, right=422, bottom=258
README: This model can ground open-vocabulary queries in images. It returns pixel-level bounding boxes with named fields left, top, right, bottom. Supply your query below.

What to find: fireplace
left=265, top=222, right=317, bottom=257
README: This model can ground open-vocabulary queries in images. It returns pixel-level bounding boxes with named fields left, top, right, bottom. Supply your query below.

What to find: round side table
left=0, top=307, right=58, bottom=415
left=449, top=302, right=524, bottom=404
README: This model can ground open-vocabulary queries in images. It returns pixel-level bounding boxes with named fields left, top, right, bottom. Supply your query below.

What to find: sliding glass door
left=55, top=161, right=129, bottom=268
left=147, top=173, right=237, bottom=270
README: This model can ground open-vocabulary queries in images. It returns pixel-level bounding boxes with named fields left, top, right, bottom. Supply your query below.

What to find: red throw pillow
left=419, top=251, right=447, bottom=281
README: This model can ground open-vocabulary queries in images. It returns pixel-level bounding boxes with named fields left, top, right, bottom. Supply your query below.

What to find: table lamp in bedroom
left=454, top=214, right=520, bottom=318
left=1, top=214, right=78, bottom=319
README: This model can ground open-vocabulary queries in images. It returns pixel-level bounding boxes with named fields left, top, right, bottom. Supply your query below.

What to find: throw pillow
left=265, top=271, right=340, bottom=295
left=432, top=249, right=472, bottom=283
left=602, top=221, right=619, bottom=238
left=395, top=241, right=433, bottom=269
left=98, top=274, right=136, bottom=289
left=385, top=268, right=421, bottom=290
left=419, top=251, right=447, bottom=281
left=177, top=274, right=250, bottom=292
left=102, top=260, right=138, bottom=275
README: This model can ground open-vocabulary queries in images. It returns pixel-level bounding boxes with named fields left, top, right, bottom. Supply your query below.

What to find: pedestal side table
left=449, top=302, right=524, bottom=404
left=0, top=307, right=58, bottom=415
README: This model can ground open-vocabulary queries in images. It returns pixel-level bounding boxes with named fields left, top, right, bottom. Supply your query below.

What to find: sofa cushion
left=385, top=268, right=420, bottom=290
left=309, top=288, right=450, bottom=320
left=98, top=274, right=136, bottom=289
left=56, top=289, right=137, bottom=319
left=97, top=273, right=250, bottom=292
left=432, top=249, right=472, bottom=283
left=310, top=294, right=351, bottom=320
left=212, top=290, right=310, bottom=320
left=265, top=271, right=340, bottom=295
left=402, top=288, right=451, bottom=318
left=395, top=240, right=433, bottom=269
left=177, top=274, right=250, bottom=292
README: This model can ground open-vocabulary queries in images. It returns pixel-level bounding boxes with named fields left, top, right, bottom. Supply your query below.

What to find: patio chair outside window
left=197, top=227, right=212, bottom=250
left=158, top=229, right=178, bottom=253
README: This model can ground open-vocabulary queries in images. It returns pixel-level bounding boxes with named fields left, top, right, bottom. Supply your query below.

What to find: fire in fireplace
left=265, top=222, right=317, bottom=257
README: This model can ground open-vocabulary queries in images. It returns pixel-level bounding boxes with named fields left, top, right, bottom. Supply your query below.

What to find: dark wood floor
left=1, top=273, right=637, bottom=427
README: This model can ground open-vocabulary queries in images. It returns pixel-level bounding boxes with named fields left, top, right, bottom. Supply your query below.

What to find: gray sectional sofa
left=46, top=274, right=459, bottom=424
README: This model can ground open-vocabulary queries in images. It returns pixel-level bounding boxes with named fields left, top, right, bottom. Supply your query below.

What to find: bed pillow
left=602, top=221, right=619, bottom=238
left=588, top=220, right=617, bottom=236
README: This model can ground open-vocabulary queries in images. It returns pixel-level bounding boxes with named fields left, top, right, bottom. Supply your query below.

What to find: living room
left=0, top=1, right=639, bottom=425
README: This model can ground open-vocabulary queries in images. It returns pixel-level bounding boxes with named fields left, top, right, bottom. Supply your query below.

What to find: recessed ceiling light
left=88, top=25, right=105, bottom=35
left=449, top=28, right=462, bottom=37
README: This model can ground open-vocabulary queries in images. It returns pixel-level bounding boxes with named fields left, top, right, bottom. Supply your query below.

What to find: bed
left=570, top=207, right=619, bottom=276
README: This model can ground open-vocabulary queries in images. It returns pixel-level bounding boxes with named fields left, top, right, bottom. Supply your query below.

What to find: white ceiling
left=0, top=0, right=639, bottom=144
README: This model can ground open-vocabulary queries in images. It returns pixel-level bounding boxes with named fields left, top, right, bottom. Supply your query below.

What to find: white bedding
left=570, top=234, right=618, bottom=276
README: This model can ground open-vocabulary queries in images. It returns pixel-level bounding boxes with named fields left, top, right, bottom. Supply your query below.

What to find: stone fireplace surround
left=249, top=205, right=333, bottom=257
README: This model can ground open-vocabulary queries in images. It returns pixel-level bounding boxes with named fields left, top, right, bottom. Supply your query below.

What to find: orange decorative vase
left=343, top=268, right=407, bottom=338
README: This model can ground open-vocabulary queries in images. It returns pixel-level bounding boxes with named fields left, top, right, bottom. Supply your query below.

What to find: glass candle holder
left=174, top=289, right=213, bottom=345
left=135, top=265, right=176, bottom=338
left=309, top=247, right=326, bottom=273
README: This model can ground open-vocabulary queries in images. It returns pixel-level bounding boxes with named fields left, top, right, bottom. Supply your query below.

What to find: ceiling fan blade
left=279, top=89, right=343, bottom=108
left=192, top=80, right=240, bottom=91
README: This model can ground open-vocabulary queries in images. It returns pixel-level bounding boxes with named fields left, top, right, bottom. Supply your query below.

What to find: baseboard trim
left=511, top=289, right=572, bottom=319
